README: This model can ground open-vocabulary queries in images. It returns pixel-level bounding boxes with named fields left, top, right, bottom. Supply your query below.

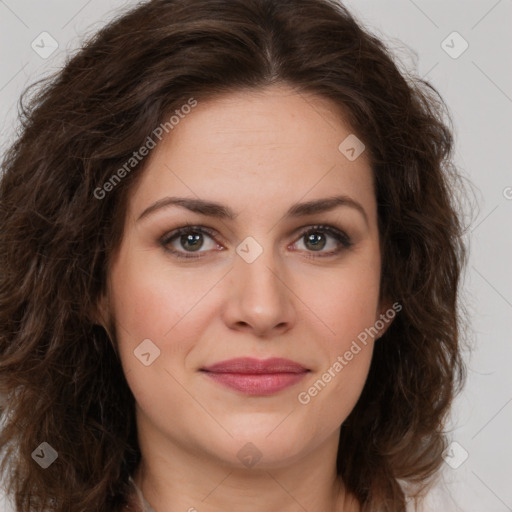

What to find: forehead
left=125, top=84, right=375, bottom=223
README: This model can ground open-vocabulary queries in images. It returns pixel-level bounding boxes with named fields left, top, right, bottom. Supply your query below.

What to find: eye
left=290, top=224, right=353, bottom=258
left=160, top=223, right=353, bottom=260
left=160, top=224, right=221, bottom=259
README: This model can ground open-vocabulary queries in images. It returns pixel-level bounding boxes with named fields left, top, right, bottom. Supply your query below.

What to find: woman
left=0, top=0, right=469, bottom=510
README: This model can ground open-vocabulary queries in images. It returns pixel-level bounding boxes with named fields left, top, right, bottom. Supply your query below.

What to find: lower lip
left=202, top=371, right=308, bottom=395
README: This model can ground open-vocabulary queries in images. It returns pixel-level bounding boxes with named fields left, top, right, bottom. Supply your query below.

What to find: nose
left=221, top=246, right=297, bottom=338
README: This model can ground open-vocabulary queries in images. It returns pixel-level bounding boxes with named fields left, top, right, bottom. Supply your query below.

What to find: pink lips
left=201, top=357, right=309, bottom=396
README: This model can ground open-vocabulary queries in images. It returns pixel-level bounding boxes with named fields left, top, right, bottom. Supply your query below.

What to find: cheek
left=108, top=258, right=200, bottom=424
left=108, top=247, right=226, bottom=396
left=109, top=246, right=212, bottom=339
left=296, top=254, right=381, bottom=346
left=293, top=253, right=380, bottom=419
left=297, top=314, right=376, bottom=431
left=107, top=252, right=188, bottom=378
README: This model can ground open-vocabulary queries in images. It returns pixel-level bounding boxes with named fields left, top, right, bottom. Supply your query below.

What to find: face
left=98, top=84, right=392, bottom=470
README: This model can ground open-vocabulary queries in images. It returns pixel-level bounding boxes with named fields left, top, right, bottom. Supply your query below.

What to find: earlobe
left=375, top=299, right=400, bottom=339
left=88, top=292, right=118, bottom=355
left=89, top=292, right=109, bottom=328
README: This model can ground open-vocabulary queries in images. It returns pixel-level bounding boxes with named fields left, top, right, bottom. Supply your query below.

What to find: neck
left=131, top=412, right=359, bottom=512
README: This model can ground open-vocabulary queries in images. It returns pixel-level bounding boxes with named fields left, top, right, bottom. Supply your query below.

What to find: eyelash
left=160, top=223, right=353, bottom=260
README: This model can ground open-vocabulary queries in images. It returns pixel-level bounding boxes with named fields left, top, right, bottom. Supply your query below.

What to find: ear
left=88, top=292, right=119, bottom=354
left=374, top=299, right=401, bottom=339
left=88, top=292, right=110, bottom=328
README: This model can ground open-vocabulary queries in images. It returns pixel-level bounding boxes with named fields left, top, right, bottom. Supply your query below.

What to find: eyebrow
left=137, top=194, right=368, bottom=226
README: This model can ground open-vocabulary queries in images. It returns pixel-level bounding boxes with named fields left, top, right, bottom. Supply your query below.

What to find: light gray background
left=0, top=1, right=511, bottom=511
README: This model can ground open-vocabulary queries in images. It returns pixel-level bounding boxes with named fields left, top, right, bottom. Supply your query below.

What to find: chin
left=203, top=425, right=321, bottom=470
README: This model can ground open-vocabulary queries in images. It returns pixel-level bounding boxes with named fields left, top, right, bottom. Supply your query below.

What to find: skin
left=96, top=83, right=393, bottom=512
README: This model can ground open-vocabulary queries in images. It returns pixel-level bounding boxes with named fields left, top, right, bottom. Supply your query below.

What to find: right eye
left=160, top=225, right=224, bottom=259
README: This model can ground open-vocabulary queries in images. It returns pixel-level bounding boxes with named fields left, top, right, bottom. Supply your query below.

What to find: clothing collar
left=128, top=475, right=157, bottom=512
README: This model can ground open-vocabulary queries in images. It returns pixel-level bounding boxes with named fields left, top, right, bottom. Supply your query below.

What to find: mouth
left=200, top=357, right=310, bottom=396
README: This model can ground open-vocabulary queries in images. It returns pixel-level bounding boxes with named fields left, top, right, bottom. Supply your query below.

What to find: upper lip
left=201, top=357, right=309, bottom=374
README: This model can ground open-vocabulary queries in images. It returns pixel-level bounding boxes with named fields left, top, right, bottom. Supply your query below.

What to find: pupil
left=306, top=232, right=325, bottom=251
left=182, top=233, right=203, bottom=251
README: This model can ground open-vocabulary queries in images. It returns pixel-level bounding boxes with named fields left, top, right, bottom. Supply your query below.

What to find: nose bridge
left=238, top=239, right=284, bottom=307
left=224, top=236, right=295, bottom=334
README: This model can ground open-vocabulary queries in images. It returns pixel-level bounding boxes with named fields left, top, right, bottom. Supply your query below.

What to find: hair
left=0, top=0, right=470, bottom=510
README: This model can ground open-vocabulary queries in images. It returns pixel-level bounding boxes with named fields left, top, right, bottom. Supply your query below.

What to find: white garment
left=128, top=476, right=157, bottom=512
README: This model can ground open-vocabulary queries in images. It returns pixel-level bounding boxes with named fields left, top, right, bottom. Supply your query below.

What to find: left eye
left=292, top=225, right=352, bottom=256
left=161, top=224, right=352, bottom=260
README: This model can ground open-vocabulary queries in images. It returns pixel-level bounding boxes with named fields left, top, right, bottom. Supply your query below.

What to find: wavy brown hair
left=0, top=0, right=469, bottom=510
